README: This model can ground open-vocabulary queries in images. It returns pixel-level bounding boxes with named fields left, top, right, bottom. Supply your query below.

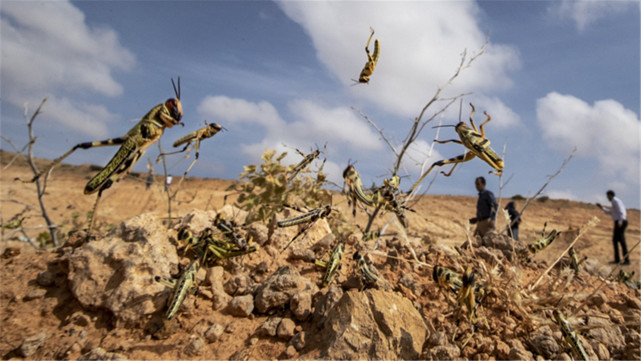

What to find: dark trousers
left=613, top=220, right=629, bottom=262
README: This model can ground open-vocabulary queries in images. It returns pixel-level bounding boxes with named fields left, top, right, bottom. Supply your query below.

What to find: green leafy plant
left=230, top=149, right=332, bottom=224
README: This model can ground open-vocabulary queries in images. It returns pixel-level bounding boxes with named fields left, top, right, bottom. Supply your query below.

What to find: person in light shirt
left=596, top=190, right=629, bottom=265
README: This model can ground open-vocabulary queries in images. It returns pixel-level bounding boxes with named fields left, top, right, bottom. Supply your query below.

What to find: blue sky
left=1, top=1, right=639, bottom=208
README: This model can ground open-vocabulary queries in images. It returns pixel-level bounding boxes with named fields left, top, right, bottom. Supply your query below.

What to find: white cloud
left=550, top=0, right=637, bottom=32
left=536, top=92, right=640, bottom=184
left=277, top=1, right=521, bottom=120
left=198, top=95, right=382, bottom=157
left=1, top=1, right=134, bottom=137
left=545, top=189, right=581, bottom=202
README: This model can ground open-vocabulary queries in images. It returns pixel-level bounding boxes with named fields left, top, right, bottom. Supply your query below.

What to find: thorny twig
left=1, top=136, right=29, bottom=171
left=501, top=147, right=576, bottom=235
left=23, top=98, right=58, bottom=247
left=157, top=140, right=174, bottom=229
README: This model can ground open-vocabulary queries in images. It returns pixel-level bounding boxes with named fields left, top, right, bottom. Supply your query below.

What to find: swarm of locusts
left=28, top=29, right=635, bottom=359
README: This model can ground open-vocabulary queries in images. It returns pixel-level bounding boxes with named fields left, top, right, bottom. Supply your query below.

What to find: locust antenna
left=172, top=77, right=181, bottom=100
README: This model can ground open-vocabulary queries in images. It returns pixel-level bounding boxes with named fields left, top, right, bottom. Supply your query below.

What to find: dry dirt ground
left=1, top=150, right=639, bottom=360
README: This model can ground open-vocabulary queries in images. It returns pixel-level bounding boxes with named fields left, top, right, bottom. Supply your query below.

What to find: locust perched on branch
left=32, top=78, right=184, bottom=237
left=410, top=103, right=504, bottom=193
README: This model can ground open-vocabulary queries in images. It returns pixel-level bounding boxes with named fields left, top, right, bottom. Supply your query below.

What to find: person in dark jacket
left=504, top=201, right=521, bottom=240
left=469, top=176, right=497, bottom=238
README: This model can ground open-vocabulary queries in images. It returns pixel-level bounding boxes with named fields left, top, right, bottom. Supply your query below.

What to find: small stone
left=596, top=343, right=610, bottom=360
left=494, top=340, right=510, bottom=359
left=70, top=343, right=82, bottom=354
left=290, top=292, right=312, bottom=321
left=78, top=347, right=126, bottom=361
left=184, top=336, right=205, bottom=356
left=427, top=345, right=460, bottom=360
left=23, top=288, right=47, bottom=301
left=285, top=345, right=297, bottom=358
left=211, top=287, right=231, bottom=310
left=587, top=292, right=606, bottom=307
left=225, top=322, right=238, bottom=333
left=227, top=294, right=254, bottom=317
left=206, top=266, right=225, bottom=287
left=558, top=352, right=572, bottom=361
left=258, top=317, right=282, bottom=337
left=277, top=318, right=296, bottom=340
left=72, top=312, right=90, bottom=327
left=204, top=324, right=224, bottom=343
left=623, top=294, right=641, bottom=309
left=20, top=332, right=48, bottom=357
left=37, top=270, right=55, bottom=287
left=290, top=332, right=306, bottom=351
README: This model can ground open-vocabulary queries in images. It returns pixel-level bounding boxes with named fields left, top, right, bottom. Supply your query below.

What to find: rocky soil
left=1, top=151, right=640, bottom=360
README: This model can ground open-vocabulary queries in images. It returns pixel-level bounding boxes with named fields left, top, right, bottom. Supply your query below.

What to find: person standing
left=505, top=201, right=521, bottom=240
left=469, top=176, right=498, bottom=238
left=597, top=190, right=629, bottom=265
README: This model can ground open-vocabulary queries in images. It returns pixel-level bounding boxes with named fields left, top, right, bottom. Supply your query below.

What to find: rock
left=508, top=339, right=533, bottom=361
left=23, top=288, right=47, bottom=301
left=427, top=345, right=460, bottom=360
left=313, top=284, right=343, bottom=324
left=587, top=292, right=606, bottom=307
left=595, top=342, right=610, bottom=360
left=623, top=294, right=641, bottom=309
left=288, top=248, right=315, bottom=262
left=227, top=294, right=254, bottom=317
left=206, top=266, right=225, bottom=287
left=586, top=316, right=624, bottom=348
left=284, top=345, right=297, bottom=358
left=20, top=331, right=48, bottom=357
left=290, top=332, right=306, bottom=351
left=526, top=333, right=559, bottom=359
left=257, top=317, right=282, bottom=337
left=476, top=246, right=504, bottom=265
left=254, top=265, right=319, bottom=313
left=583, top=259, right=612, bottom=278
left=184, top=336, right=205, bottom=356
left=37, top=270, right=55, bottom=287
left=427, top=331, right=448, bottom=347
left=277, top=318, right=296, bottom=340
left=177, top=209, right=218, bottom=234
left=290, top=292, right=312, bottom=321
left=78, top=347, right=127, bottom=361
left=399, top=273, right=423, bottom=298
left=319, top=289, right=427, bottom=360
left=224, top=273, right=254, bottom=296
left=245, top=221, right=269, bottom=246
left=67, top=213, right=179, bottom=324
left=204, top=323, right=224, bottom=343
left=558, top=352, right=572, bottom=361
left=494, top=339, right=510, bottom=359
left=212, top=287, right=231, bottom=310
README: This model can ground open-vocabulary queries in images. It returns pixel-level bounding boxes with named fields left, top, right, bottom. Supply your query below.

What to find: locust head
left=160, top=77, right=183, bottom=127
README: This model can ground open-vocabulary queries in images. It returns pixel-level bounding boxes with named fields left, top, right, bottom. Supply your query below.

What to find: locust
left=568, top=247, right=584, bottom=274
left=288, top=148, right=320, bottom=181
left=32, top=78, right=183, bottom=237
left=155, top=256, right=200, bottom=321
left=552, top=309, right=590, bottom=361
left=213, top=213, right=248, bottom=250
left=314, top=241, right=344, bottom=288
left=278, top=205, right=332, bottom=251
left=410, top=103, right=504, bottom=193
left=528, top=222, right=561, bottom=254
left=353, top=251, right=378, bottom=289
left=453, top=266, right=488, bottom=346
left=157, top=121, right=223, bottom=191
left=343, top=165, right=411, bottom=226
left=433, top=265, right=463, bottom=295
left=353, top=27, right=380, bottom=84
left=176, top=225, right=257, bottom=266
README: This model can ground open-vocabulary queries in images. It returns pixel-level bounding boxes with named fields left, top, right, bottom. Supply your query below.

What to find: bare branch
left=1, top=136, right=30, bottom=171
left=501, top=147, right=576, bottom=235
left=352, top=107, right=399, bottom=157
left=23, top=98, right=58, bottom=247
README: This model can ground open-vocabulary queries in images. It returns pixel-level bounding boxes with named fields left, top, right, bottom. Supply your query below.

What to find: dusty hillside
left=0, top=150, right=639, bottom=360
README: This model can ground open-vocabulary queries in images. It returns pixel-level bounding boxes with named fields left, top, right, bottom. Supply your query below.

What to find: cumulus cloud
left=550, top=0, right=637, bottom=32
left=1, top=1, right=134, bottom=136
left=536, top=92, right=640, bottom=183
left=197, top=95, right=383, bottom=159
left=277, top=1, right=521, bottom=120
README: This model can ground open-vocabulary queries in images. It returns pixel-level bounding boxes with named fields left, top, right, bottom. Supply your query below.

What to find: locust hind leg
left=479, top=111, right=492, bottom=137
left=86, top=179, right=113, bottom=239
left=173, top=139, right=201, bottom=197
left=438, top=151, right=477, bottom=177
left=33, top=138, right=126, bottom=183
